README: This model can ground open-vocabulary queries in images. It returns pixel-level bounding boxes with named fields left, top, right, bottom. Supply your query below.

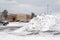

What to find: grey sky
left=0, top=0, right=60, bottom=14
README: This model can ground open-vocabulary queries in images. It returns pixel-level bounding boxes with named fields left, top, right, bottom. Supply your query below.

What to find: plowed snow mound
left=12, top=15, right=59, bottom=34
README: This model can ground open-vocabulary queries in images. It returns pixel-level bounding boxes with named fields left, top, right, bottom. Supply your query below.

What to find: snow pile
left=29, top=15, right=57, bottom=31
left=11, top=15, right=58, bottom=35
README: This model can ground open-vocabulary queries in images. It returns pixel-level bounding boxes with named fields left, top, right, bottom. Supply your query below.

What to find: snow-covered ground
left=0, top=14, right=60, bottom=40
left=0, top=22, right=28, bottom=27
left=0, top=32, right=60, bottom=40
left=0, top=22, right=28, bottom=32
left=6, top=22, right=28, bottom=27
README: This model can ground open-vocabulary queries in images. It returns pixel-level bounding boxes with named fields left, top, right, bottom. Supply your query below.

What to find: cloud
left=0, top=0, right=46, bottom=14
left=0, top=0, right=60, bottom=14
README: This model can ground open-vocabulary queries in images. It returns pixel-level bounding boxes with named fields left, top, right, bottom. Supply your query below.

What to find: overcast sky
left=0, top=0, right=60, bottom=15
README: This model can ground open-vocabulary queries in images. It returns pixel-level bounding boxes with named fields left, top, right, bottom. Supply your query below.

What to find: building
left=7, top=14, right=31, bottom=22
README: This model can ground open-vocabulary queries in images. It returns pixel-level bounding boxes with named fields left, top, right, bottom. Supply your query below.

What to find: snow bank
left=29, top=15, right=57, bottom=31
left=10, top=15, right=60, bottom=35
